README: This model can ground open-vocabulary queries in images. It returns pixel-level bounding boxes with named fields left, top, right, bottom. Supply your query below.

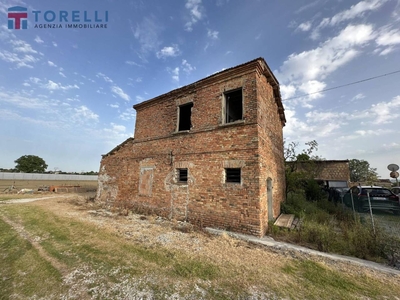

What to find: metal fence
left=0, top=172, right=98, bottom=181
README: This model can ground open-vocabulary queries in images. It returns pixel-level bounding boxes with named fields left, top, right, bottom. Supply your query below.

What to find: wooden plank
left=274, top=214, right=295, bottom=228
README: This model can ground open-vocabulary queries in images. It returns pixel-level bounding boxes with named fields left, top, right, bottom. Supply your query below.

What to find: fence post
left=367, top=192, right=376, bottom=235
left=350, top=192, right=356, bottom=221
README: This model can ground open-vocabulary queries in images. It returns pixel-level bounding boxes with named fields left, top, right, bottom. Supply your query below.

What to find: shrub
left=303, top=179, right=324, bottom=201
left=274, top=191, right=398, bottom=264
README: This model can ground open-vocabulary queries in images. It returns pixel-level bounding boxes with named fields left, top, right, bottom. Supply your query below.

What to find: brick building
left=295, top=160, right=350, bottom=188
left=96, top=58, right=286, bottom=236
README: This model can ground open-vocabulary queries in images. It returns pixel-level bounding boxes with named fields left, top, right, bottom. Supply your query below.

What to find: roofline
left=101, top=137, right=134, bottom=157
left=293, top=160, right=349, bottom=163
left=133, top=57, right=286, bottom=125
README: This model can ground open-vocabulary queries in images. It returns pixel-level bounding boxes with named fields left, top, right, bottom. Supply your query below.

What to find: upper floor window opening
left=178, top=102, right=193, bottom=131
left=224, top=89, right=243, bottom=123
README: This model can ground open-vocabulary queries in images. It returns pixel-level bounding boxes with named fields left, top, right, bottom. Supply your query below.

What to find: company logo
left=8, top=6, right=28, bottom=30
left=7, top=7, right=108, bottom=30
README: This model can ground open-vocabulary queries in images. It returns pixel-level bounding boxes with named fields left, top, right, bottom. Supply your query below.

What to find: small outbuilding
left=96, top=58, right=286, bottom=236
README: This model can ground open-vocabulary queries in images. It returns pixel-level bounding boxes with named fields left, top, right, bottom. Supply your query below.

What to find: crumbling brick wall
left=97, top=58, right=286, bottom=236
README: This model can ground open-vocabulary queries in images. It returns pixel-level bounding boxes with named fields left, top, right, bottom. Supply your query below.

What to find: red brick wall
left=255, top=70, right=286, bottom=235
left=97, top=59, right=285, bottom=236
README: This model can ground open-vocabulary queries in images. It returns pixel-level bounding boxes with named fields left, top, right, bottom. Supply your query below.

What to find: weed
left=273, top=191, right=400, bottom=264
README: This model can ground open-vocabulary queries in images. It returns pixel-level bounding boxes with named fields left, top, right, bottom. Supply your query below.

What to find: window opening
left=177, top=168, right=188, bottom=182
left=225, top=89, right=243, bottom=123
left=225, top=168, right=241, bottom=183
left=178, top=103, right=193, bottom=131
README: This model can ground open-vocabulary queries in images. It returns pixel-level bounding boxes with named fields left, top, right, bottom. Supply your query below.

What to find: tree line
left=0, top=155, right=98, bottom=175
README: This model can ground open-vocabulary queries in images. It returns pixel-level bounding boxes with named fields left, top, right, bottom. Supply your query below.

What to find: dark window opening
left=226, top=168, right=241, bottom=183
left=178, top=168, right=188, bottom=182
left=178, top=103, right=193, bottom=131
left=225, top=89, right=243, bottom=123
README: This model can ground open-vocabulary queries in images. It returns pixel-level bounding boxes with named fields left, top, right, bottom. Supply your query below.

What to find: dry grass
left=1, top=194, right=400, bottom=299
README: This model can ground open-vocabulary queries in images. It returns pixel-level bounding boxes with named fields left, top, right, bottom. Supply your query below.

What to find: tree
left=284, top=140, right=323, bottom=197
left=14, top=155, right=48, bottom=173
left=349, top=159, right=378, bottom=183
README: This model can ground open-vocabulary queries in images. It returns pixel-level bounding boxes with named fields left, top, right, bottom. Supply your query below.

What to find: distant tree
left=14, top=155, right=48, bottom=173
left=349, top=159, right=378, bottom=183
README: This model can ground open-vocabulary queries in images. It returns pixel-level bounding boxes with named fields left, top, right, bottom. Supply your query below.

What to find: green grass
left=0, top=216, right=65, bottom=298
left=281, top=260, right=384, bottom=299
left=1, top=201, right=400, bottom=299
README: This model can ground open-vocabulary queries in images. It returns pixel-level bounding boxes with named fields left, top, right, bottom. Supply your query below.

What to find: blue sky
left=0, top=0, right=399, bottom=177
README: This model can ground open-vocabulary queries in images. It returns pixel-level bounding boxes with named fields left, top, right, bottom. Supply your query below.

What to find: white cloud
left=74, top=105, right=99, bottom=122
left=43, top=80, right=80, bottom=91
left=30, top=77, right=41, bottom=84
left=341, top=128, right=394, bottom=141
left=34, top=36, right=44, bottom=44
left=52, top=42, right=58, bottom=47
left=297, top=22, right=312, bottom=32
left=311, top=0, right=387, bottom=39
left=369, top=95, right=400, bottom=124
left=96, top=72, right=113, bottom=83
left=168, top=67, right=180, bottom=82
left=103, top=123, right=129, bottom=141
left=48, top=61, right=57, bottom=67
left=329, top=0, right=387, bottom=26
left=111, top=86, right=131, bottom=101
left=216, top=0, right=229, bottom=6
left=111, top=123, right=126, bottom=132
left=298, top=80, right=326, bottom=100
left=185, top=0, right=205, bottom=31
left=279, top=24, right=374, bottom=83
left=125, top=60, right=142, bottom=67
left=131, top=16, right=162, bottom=54
left=305, top=111, right=348, bottom=122
left=337, top=95, right=400, bottom=125
left=351, top=93, right=365, bottom=101
left=109, top=103, right=119, bottom=108
left=156, top=44, right=180, bottom=59
left=11, top=40, right=38, bottom=54
left=378, top=47, right=394, bottom=55
left=282, top=109, right=314, bottom=138
left=59, top=72, right=66, bottom=78
left=119, top=108, right=136, bottom=121
left=0, top=51, right=38, bottom=68
left=136, top=95, right=144, bottom=102
left=182, top=59, right=195, bottom=74
left=280, top=84, right=296, bottom=100
left=277, top=24, right=374, bottom=107
left=22, top=82, right=30, bottom=87
left=376, top=28, right=400, bottom=46
left=207, top=29, right=219, bottom=39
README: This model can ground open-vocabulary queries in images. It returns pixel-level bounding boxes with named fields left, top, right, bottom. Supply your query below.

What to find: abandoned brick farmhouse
left=97, top=58, right=286, bottom=236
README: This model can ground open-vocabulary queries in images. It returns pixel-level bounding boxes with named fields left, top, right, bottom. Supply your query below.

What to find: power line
left=282, top=69, right=400, bottom=101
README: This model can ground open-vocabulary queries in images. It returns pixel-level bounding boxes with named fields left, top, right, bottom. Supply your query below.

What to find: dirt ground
left=1, top=194, right=400, bottom=299
left=3, top=194, right=400, bottom=271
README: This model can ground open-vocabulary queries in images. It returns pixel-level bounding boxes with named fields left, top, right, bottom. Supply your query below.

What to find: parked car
left=343, top=186, right=400, bottom=215
left=392, top=187, right=400, bottom=197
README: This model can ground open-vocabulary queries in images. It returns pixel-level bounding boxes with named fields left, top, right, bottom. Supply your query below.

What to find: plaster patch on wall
left=139, top=167, right=154, bottom=196
left=164, top=169, right=196, bottom=221
left=96, top=166, right=118, bottom=206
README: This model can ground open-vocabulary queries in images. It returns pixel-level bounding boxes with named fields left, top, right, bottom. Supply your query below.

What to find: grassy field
left=0, top=179, right=98, bottom=193
left=0, top=195, right=399, bottom=299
